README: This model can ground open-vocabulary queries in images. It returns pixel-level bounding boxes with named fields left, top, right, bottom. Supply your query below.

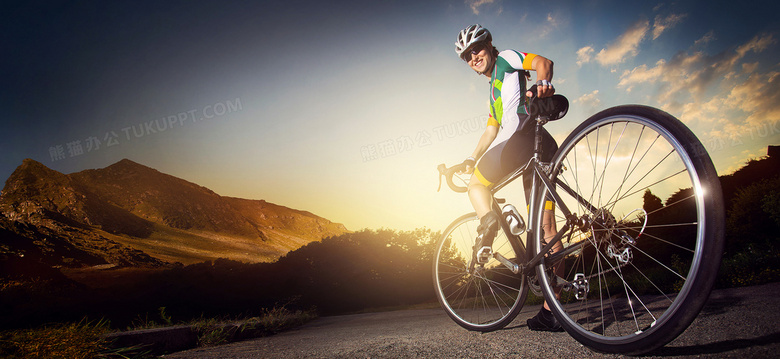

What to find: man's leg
left=468, top=176, right=498, bottom=264
left=528, top=206, right=564, bottom=332
left=468, top=175, right=492, bottom=218
left=543, top=208, right=563, bottom=309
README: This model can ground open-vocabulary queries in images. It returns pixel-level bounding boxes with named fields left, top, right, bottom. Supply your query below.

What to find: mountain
left=0, top=159, right=347, bottom=268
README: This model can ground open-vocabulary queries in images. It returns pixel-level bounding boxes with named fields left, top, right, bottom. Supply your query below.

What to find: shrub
left=0, top=319, right=112, bottom=359
left=719, top=176, right=780, bottom=287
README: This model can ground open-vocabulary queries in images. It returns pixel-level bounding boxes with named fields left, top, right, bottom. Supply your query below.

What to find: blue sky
left=2, top=0, right=780, bottom=231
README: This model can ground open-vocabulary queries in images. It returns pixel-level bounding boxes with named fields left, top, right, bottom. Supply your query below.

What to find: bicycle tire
left=433, top=212, right=529, bottom=332
left=532, top=105, right=725, bottom=354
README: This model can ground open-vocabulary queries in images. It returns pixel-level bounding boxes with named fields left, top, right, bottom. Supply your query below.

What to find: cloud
left=742, top=62, right=759, bottom=74
left=676, top=93, right=734, bottom=137
left=617, top=32, right=780, bottom=149
left=574, top=90, right=601, bottom=108
left=682, top=72, right=780, bottom=154
left=577, top=14, right=685, bottom=67
left=537, top=12, right=562, bottom=38
left=573, top=90, right=603, bottom=114
left=617, top=34, right=776, bottom=105
left=597, top=19, right=649, bottom=65
left=466, top=0, right=494, bottom=15
left=694, top=30, right=716, bottom=48
left=727, top=70, right=780, bottom=126
left=577, top=19, right=650, bottom=67
left=576, top=46, right=595, bottom=66
left=617, top=59, right=666, bottom=91
left=546, top=13, right=559, bottom=27
left=652, top=13, right=687, bottom=40
left=736, top=33, right=776, bottom=57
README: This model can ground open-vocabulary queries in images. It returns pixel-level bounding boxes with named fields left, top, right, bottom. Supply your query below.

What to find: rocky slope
left=0, top=159, right=347, bottom=267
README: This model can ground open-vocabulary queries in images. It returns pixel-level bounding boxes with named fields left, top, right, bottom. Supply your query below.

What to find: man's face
left=464, top=43, right=492, bottom=75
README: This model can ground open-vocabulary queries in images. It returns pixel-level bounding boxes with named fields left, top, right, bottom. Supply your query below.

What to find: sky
left=2, top=0, right=780, bottom=232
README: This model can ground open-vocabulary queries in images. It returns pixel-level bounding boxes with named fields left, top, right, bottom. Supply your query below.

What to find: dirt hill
left=0, top=159, right=348, bottom=267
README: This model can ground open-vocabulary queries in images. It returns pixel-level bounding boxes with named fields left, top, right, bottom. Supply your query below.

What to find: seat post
left=533, top=118, right=544, bottom=159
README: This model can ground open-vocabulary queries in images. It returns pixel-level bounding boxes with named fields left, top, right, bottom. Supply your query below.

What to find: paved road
left=165, top=282, right=780, bottom=358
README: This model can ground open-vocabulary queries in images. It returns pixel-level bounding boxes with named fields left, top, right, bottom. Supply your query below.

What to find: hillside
left=718, top=151, right=780, bottom=211
left=0, top=159, right=347, bottom=267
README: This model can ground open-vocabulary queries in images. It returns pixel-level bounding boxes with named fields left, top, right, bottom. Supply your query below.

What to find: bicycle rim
left=534, top=105, right=724, bottom=354
left=433, top=213, right=528, bottom=332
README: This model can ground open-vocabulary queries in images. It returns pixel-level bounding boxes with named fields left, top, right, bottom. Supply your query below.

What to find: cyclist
left=454, top=24, right=564, bottom=332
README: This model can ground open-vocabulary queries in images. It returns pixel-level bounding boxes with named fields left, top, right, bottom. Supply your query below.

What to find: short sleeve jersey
left=488, top=50, right=537, bottom=128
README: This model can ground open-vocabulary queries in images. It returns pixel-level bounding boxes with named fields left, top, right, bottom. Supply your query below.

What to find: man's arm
left=531, top=55, right=554, bottom=98
left=462, top=124, right=499, bottom=174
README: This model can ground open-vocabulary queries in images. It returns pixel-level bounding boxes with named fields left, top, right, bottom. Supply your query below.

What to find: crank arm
left=493, top=252, right=520, bottom=274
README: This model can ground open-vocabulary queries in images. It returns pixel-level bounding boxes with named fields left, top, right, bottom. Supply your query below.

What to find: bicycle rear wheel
left=533, top=105, right=724, bottom=354
left=433, top=212, right=528, bottom=332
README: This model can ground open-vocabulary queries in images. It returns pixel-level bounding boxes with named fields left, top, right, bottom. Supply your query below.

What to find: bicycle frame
left=487, top=119, right=595, bottom=279
left=437, top=95, right=640, bottom=285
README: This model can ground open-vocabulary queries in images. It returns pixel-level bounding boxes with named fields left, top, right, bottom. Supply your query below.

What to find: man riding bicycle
left=454, top=24, right=563, bottom=332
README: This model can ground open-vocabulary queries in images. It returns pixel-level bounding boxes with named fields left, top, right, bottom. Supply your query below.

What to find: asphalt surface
left=164, top=282, right=780, bottom=358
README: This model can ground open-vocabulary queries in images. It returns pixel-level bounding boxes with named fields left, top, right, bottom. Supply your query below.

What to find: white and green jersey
left=484, top=50, right=537, bottom=153
left=488, top=49, right=537, bottom=128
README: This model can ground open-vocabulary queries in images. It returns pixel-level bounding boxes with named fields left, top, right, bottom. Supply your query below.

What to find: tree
left=643, top=189, right=664, bottom=214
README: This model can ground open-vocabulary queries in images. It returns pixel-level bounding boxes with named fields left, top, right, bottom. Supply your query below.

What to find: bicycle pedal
left=476, top=246, right=492, bottom=264
left=573, top=273, right=589, bottom=300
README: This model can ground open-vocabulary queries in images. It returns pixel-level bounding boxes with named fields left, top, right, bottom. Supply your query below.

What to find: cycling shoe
left=527, top=308, right=564, bottom=332
left=474, top=212, right=499, bottom=264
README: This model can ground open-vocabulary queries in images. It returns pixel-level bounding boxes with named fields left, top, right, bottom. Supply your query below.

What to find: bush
left=719, top=176, right=780, bottom=287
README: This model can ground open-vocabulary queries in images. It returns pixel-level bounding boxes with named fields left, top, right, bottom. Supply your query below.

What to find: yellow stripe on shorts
left=473, top=167, right=493, bottom=187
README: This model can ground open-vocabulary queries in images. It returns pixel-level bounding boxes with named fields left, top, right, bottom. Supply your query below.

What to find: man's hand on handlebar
left=458, top=157, right=476, bottom=175
left=437, top=161, right=471, bottom=193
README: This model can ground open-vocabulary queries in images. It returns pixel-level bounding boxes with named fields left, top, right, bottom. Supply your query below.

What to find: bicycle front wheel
left=533, top=105, right=725, bottom=354
left=433, top=212, right=528, bottom=332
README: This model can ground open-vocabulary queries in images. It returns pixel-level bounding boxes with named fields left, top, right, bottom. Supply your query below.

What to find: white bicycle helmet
left=455, top=24, right=492, bottom=59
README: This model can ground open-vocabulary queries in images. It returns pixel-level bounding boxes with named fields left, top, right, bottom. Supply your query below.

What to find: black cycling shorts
left=474, top=124, right=558, bottom=204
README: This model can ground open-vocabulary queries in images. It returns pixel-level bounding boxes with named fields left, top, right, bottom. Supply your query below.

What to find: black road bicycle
left=434, top=94, right=725, bottom=355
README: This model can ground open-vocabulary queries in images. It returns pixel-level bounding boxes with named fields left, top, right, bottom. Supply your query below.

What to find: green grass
left=190, top=307, right=318, bottom=347
left=0, top=318, right=134, bottom=359
left=0, top=306, right=317, bottom=358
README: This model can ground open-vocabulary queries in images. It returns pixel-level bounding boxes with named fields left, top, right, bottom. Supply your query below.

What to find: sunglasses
left=462, top=44, right=486, bottom=62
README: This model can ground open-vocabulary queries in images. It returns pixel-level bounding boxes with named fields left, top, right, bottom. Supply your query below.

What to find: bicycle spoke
left=628, top=244, right=687, bottom=281
left=604, top=129, right=662, bottom=211
left=631, top=229, right=695, bottom=253
left=627, top=261, right=675, bottom=304
left=607, top=165, right=685, bottom=211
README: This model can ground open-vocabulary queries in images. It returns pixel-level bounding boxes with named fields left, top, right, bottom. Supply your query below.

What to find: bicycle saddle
left=526, top=85, right=569, bottom=121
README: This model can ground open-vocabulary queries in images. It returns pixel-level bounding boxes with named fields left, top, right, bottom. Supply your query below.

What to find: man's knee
left=467, top=175, right=484, bottom=192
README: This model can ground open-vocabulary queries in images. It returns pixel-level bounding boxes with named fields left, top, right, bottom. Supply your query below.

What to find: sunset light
left=2, top=1, right=778, bottom=233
